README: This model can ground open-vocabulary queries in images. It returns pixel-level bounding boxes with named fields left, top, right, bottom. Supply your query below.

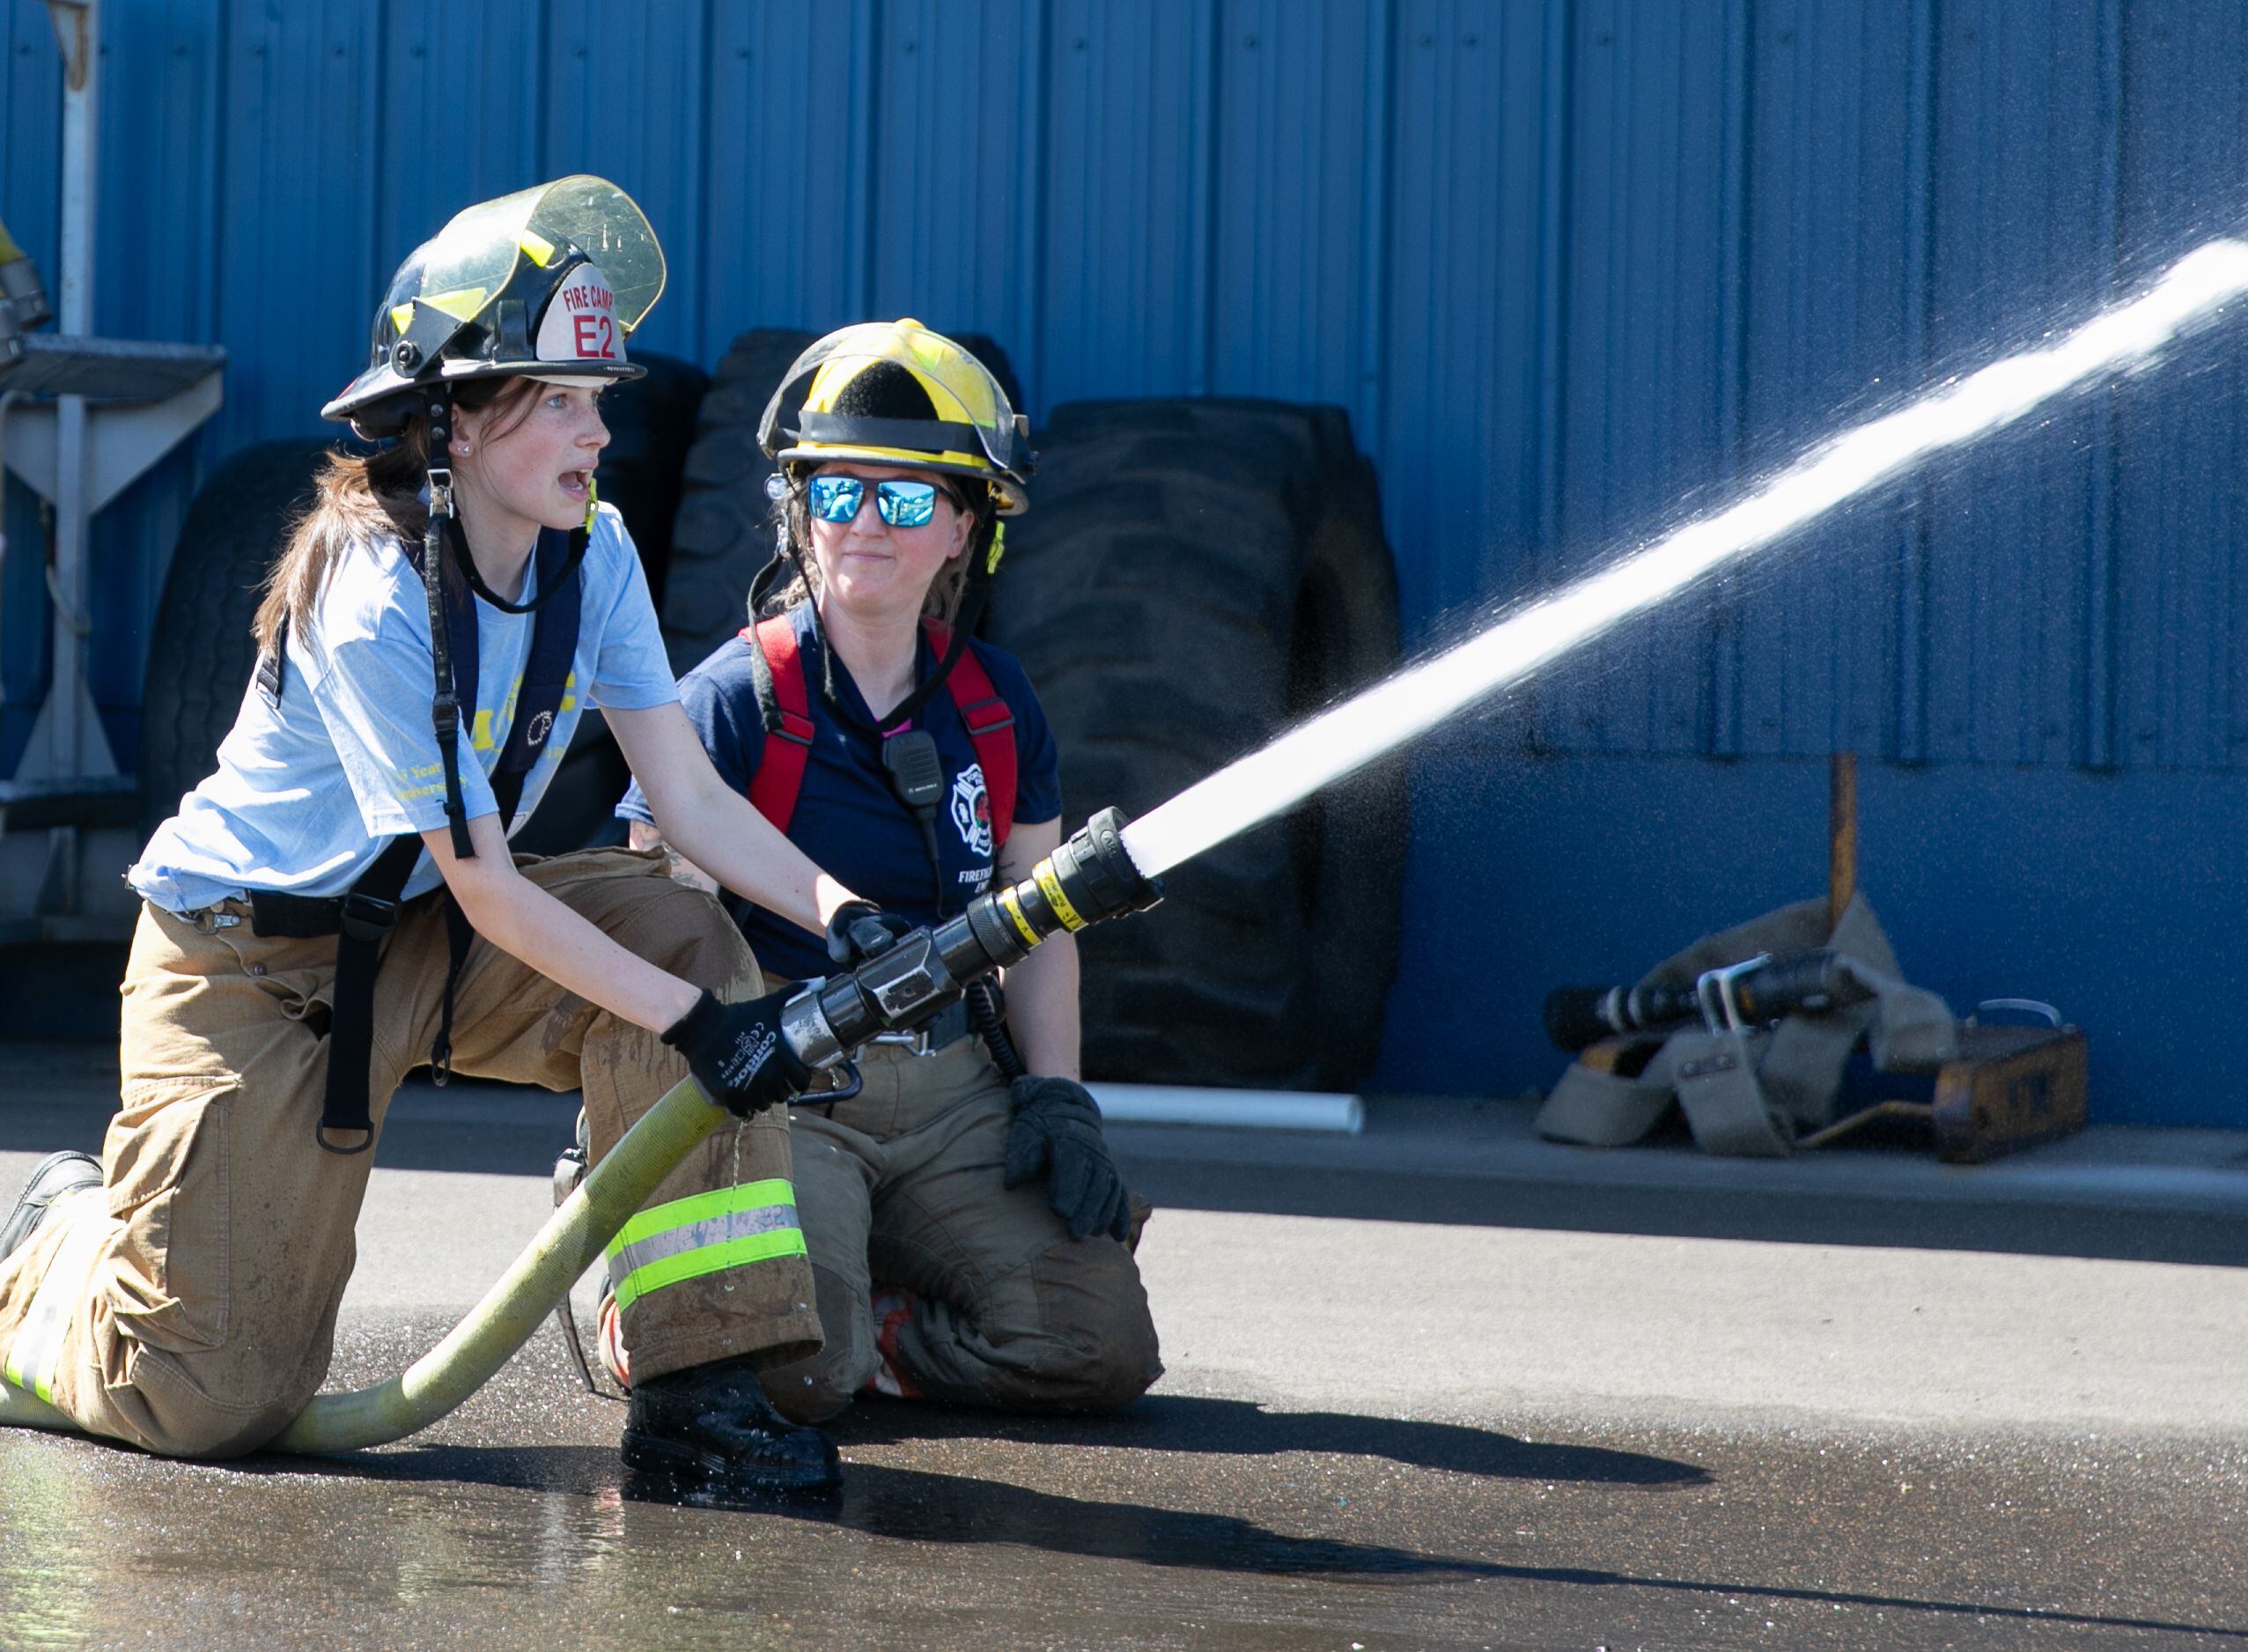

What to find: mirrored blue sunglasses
left=805, top=475, right=953, bottom=528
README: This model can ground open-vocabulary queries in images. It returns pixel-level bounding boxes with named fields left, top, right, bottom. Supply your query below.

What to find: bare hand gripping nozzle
left=779, top=806, right=1162, bottom=1074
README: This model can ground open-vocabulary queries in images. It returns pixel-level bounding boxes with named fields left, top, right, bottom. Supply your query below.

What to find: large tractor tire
left=661, top=327, right=1024, bottom=676
left=984, top=400, right=1404, bottom=1092
left=591, top=349, right=709, bottom=607
left=660, top=328, right=816, bottom=675
left=511, top=350, right=709, bottom=856
left=138, top=439, right=334, bottom=843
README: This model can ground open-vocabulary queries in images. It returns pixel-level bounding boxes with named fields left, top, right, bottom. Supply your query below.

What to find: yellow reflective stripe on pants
left=606, top=1177, right=805, bottom=1312
left=3, top=1191, right=109, bottom=1404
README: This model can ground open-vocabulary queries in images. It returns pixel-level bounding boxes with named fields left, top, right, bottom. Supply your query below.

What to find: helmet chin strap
left=757, top=472, right=997, bottom=735
left=443, top=515, right=589, bottom=616
left=436, top=422, right=591, bottom=617
left=422, top=395, right=476, bottom=860
left=419, top=396, right=592, bottom=863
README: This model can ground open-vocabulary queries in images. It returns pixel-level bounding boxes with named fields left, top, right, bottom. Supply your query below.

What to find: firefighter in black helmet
left=0, top=179, right=884, bottom=1498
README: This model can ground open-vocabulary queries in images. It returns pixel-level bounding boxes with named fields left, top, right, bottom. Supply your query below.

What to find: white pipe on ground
left=1089, top=1083, right=1365, bottom=1134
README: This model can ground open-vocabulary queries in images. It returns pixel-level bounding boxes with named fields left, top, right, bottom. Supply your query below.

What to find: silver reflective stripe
left=608, top=1201, right=801, bottom=1287
left=4, top=1191, right=110, bottom=1405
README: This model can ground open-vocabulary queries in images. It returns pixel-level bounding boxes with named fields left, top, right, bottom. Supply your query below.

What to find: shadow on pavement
left=241, top=1443, right=2248, bottom=1635
left=1123, top=1152, right=2248, bottom=1267
left=830, top=1393, right=1708, bottom=1486
left=241, top=1443, right=1501, bottom=1580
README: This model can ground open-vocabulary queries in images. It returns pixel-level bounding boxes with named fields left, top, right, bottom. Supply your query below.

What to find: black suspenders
left=253, top=527, right=584, bottom=1153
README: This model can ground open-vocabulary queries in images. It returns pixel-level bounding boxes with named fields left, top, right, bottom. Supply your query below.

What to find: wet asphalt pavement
left=3, top=1044, right=2245, bottom=1649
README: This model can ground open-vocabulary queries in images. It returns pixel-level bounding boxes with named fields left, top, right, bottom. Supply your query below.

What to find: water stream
left=1120, top=237, right=2248, bottom=881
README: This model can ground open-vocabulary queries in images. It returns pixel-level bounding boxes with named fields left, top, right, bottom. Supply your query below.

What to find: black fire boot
left=622, top=1355, right=842, bottom=1496
left=1, top=1151, right=102, bottom=1264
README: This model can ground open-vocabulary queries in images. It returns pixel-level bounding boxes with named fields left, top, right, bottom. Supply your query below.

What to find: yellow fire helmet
left=759, top=319, right=1033, bottom=513
left=322, top=175, right=666, bottom=439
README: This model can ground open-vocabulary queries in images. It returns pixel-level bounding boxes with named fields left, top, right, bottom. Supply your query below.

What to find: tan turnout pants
left=0, top=846, right=819, bottom=1458
left=759, top=1034, right=1161, bottom=1423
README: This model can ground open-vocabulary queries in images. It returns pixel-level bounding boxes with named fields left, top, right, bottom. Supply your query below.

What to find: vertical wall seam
left=1190, top=0, right=1223, bottom=397
left=1019, top=0, right=1051, bottom=415
left=857, top=0, right=883, bottom=317
left=533, top=0, right=552, bottom=175
left=367, top=0, right=390, bottom=331
left=1534, top=0, right=1573, bottom=575
left=2081, top=0, right=2122, bottom=771
left=1522, top=0, right=1574, bottom=748
left=693, top=0, right=716, bottom=365
left=205, top=0, right=233, bottom=365
left=1707, top=0, right=1752, bottom=758
left=1893, top=0, right=1936, bottom=765
left=1354, top=0, right=1393, bottom=462
left=1025, top=0, right=1047, bottom=416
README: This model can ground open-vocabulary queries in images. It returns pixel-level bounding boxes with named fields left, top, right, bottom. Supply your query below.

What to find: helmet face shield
left=431, top=175, right=666, bottom=333
left=759, top=319, right=1033, bottom=513
left=324, top=175, right=666, bottom=431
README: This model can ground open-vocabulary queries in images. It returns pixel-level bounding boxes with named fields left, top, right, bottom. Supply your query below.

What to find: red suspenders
left=738, top=616, right=1018, bottom=848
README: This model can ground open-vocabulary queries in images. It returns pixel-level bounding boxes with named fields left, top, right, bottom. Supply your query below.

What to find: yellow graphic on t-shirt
left=387, top=660, right=580, bottom=798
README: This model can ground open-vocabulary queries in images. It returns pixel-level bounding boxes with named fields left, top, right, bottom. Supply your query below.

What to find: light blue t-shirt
left=129, top=503, right=677, bottom=913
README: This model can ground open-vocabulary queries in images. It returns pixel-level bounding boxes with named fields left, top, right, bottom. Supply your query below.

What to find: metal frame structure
left=0, top=0, right=225, bottom=940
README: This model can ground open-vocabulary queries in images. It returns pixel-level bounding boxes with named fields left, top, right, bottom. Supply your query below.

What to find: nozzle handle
left=777, top=803, right=1165, bottom=1071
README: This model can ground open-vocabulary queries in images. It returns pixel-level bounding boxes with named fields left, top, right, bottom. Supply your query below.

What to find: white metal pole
left=53, top=0, right=95, bottom=337
left=47, top=0, right=110, bottom=784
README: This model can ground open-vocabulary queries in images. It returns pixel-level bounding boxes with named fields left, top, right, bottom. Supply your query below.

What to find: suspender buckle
left=316, top=1125, right=375, bottom=1157
left=338, top=891, right=402, bottom=944
left=427, top=466, right=455, bottom=519
left=959, top=695, right=1015, bottom=737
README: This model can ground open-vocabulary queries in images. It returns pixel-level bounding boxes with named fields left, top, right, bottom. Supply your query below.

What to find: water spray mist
left=1118, top=237, right=2248, bottom=881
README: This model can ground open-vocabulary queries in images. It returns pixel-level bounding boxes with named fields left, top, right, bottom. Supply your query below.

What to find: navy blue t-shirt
left=617, top=603, right=1062, bottom=981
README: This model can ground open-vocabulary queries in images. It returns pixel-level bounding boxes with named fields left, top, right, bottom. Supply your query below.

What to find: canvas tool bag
left=1535, top=894, right=1958, bottom=1157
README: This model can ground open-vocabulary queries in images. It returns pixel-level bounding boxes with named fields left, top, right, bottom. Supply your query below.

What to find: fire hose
left=0, top=808, right=1161, bottom=1452
left=1542, top=948, right=1876, bottom=1053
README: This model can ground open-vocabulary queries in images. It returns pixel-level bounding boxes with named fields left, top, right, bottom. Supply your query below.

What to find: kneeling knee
left=1025, top=1255, right=1163, bottom=1412
left=608, top=883, right=760, bottom=999
left=131, top=1363, right=306, bottom=1460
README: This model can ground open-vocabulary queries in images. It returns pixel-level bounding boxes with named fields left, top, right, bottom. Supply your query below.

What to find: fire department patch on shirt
left=951, top=763, right=994, bottom=858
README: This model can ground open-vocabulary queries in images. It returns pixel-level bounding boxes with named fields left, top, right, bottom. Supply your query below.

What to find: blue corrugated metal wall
left=9, top=1, right=2248, bottom=1122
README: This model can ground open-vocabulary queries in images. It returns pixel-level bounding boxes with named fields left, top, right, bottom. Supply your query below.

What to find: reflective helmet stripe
left=795, top=411, right=988, bottom=454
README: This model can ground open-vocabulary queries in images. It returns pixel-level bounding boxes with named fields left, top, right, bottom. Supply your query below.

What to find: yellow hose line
left=272, top=1076, right=723, bottom=1454
left=0, top=1077, right=723, bottom=1452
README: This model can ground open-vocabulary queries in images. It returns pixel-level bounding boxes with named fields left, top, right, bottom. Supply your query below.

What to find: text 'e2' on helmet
left=321, top=174, right=666, bottom=440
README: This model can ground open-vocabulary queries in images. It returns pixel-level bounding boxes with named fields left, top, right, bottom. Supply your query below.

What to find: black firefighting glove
left=825, top=899, right=915, bottom=970
left=662, top=988, right=812, bottom=1117
left=1003, top=1075, right=1132, bottom=1243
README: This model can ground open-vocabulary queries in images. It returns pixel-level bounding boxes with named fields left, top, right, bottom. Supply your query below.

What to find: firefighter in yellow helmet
left=618, top=321, right=1162, bottom=1418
